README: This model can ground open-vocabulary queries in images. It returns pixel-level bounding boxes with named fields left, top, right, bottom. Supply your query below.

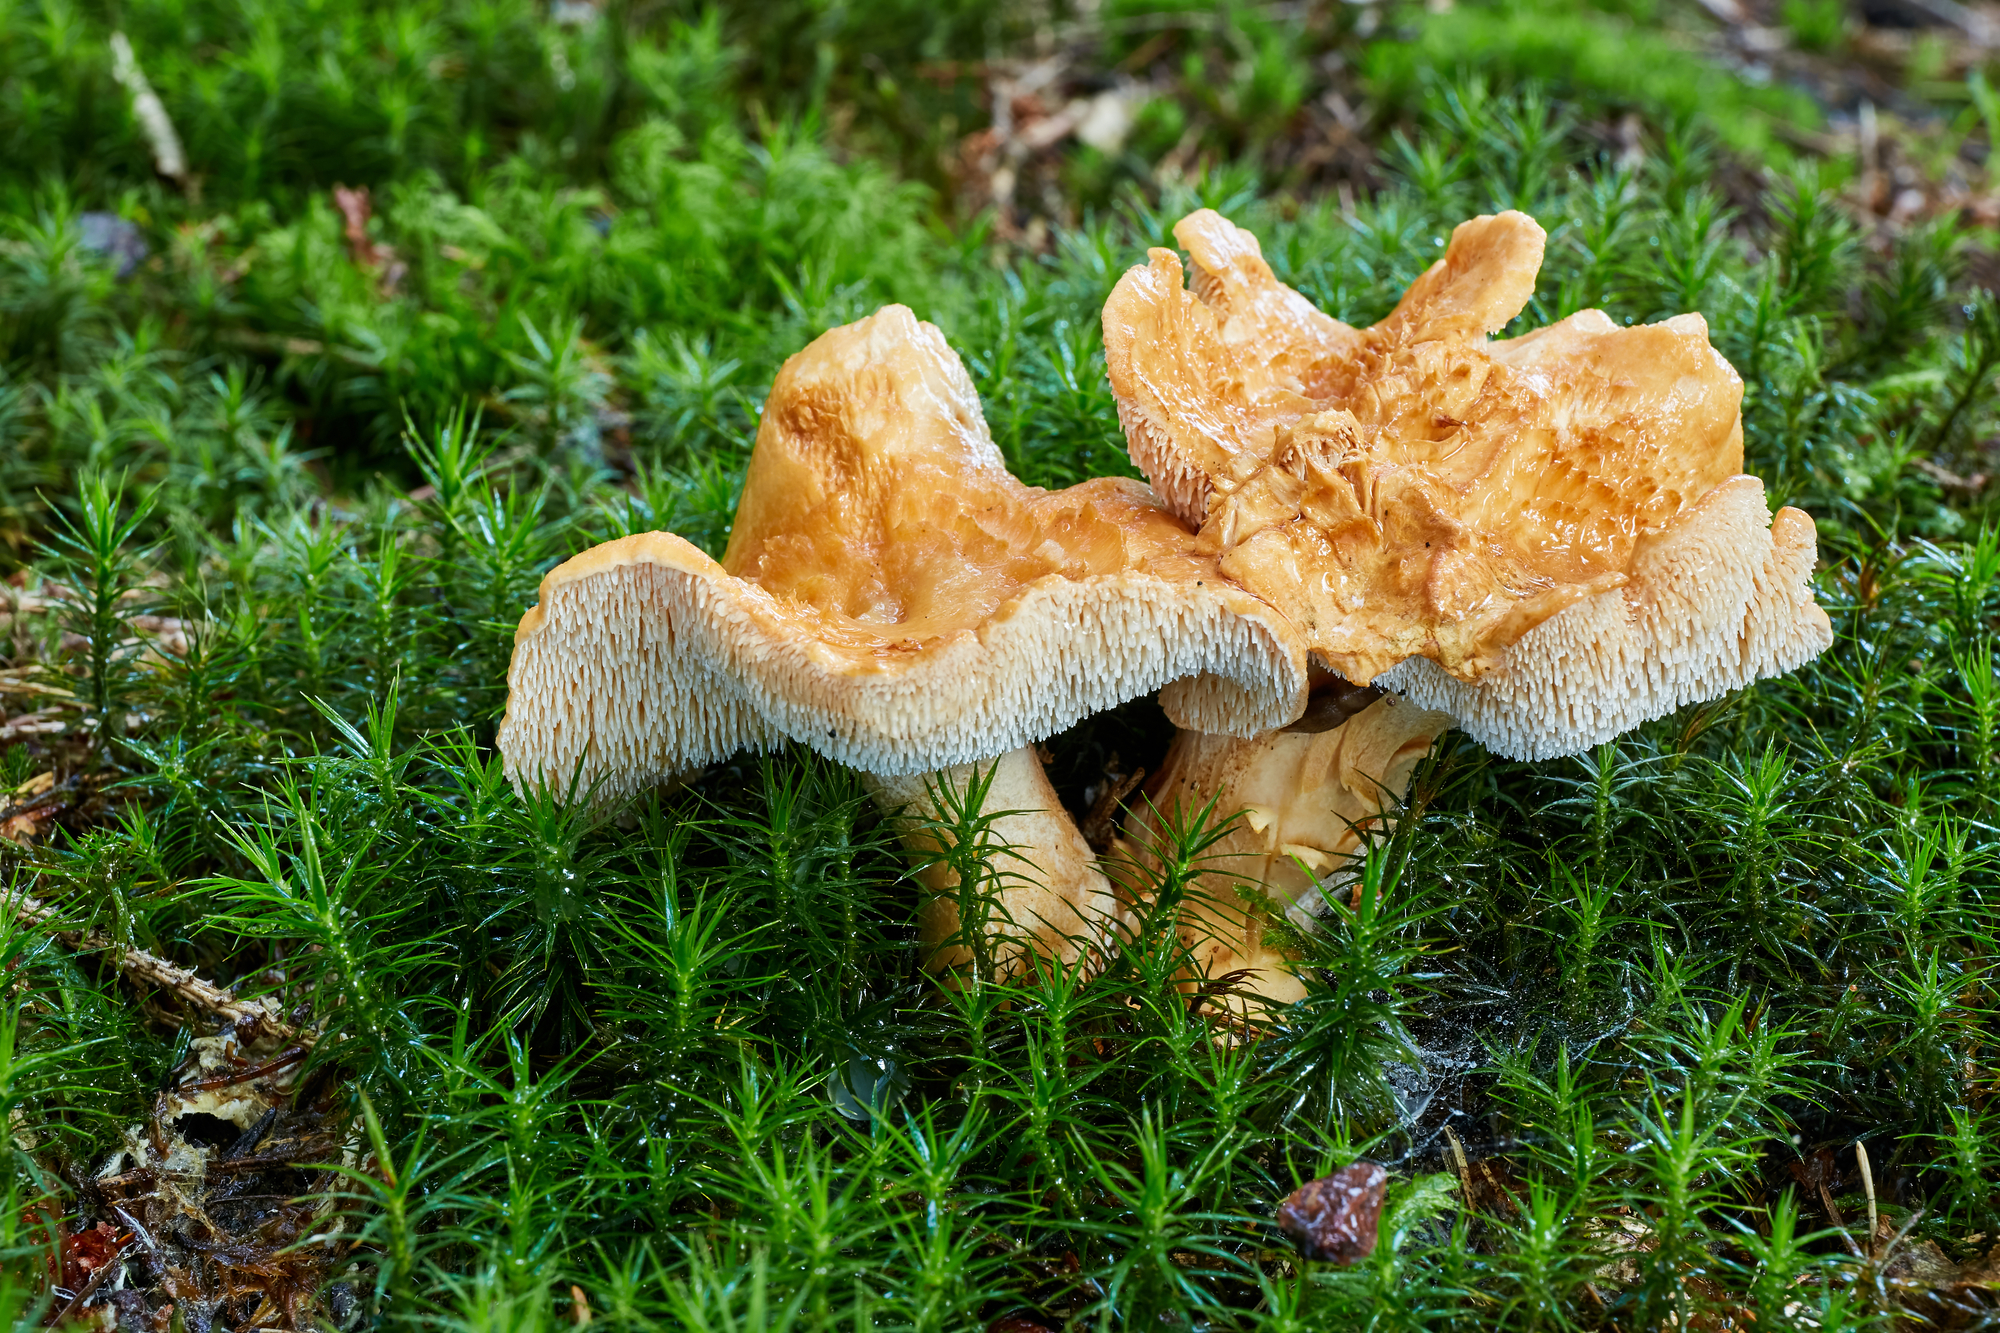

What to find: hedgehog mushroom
left=1099, top=206, right=1834, bottom=1002
left=498, top=305, right=1308, bottom=979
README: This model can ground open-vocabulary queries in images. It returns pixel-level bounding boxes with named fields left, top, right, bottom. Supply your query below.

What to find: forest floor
left=4, top=0, right=2000, bottom=1328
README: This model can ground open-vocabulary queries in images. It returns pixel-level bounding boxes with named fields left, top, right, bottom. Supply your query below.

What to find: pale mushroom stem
left=1116, top=690, right=1453, bottom=1009
left=865, top=691, right=1450, bottom=1005
left=863, top=746, right=1118, bottom=983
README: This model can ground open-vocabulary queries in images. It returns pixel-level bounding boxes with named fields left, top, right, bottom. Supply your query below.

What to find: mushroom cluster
left=499, top=208, right=1833, bottom=1001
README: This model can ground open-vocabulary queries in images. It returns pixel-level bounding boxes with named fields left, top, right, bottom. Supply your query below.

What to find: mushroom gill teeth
left=1377, top=481, right=1833, bottom=761
left=1102, top=205, right=1834, bottom=759
left=497, top=544, right=776, bottom=806
left=498, top=304, right=1311, bottom=807
left=499, top=535, right=1307, bottom=802
left=1115, top=399, right=1212, bottom=528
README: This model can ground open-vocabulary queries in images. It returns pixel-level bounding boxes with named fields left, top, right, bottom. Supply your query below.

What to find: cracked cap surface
left=1103, top=208, right=1832, bottom=759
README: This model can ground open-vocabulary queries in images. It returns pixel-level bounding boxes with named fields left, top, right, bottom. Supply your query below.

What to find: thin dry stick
left=1856, top=1139, right=1879, bottom=1257
left=108, top=33, right=187, bottom=184
left=1444, top=1124, right=1474, bottom=1204
left=9, top=891, right=306, bottom=1046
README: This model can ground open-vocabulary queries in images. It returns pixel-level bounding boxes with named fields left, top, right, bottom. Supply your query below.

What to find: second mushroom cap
left=1103, top=208, right=1833, bottom=759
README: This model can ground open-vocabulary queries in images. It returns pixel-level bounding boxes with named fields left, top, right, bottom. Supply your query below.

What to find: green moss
left=0, top=3, right=1996, bottom=1327
left=1365, top=0, right=1823, bottom=166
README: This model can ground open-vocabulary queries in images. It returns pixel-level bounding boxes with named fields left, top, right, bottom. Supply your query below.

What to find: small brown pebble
left=1277, top=1160, right=1389, bottom=1264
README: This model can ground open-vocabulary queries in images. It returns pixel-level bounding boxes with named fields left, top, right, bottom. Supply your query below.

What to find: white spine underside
left=1116, top=400, right=1211, bottom=528
left=1376, top=480, right=1832, bottom=759
left=498, top=550, right=1301, bottom=802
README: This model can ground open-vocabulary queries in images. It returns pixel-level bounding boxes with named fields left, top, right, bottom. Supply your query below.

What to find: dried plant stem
left=8, top=890, right=304, bottom=1045
left=1856, top=1139, right=1879, bottom=1255
left=108, top=32, right=188, bottom=184
left=1444, top=1124, right=1474, bottom=1204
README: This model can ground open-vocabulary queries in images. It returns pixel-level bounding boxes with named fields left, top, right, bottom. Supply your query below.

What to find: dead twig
left=6, top=889, right=306, bottom=1047
left=183, top=1047, right=309, bottom=1093
left=1857, top=1138, right=1880, bottom=1258
left=108, top=33, right=187, bottom=186
left=1444, top=1124, right=1474, bottom=1205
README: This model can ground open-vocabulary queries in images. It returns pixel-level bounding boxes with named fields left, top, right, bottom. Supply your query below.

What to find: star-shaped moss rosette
left=1103, top=208, right=1832, bottom=760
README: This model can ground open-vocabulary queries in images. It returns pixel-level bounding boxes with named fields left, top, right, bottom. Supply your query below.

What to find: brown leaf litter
left=1277, top=1160, right=1389, bottom=1264
left=46, top=1016, right=356, bottom=1332
left=332, top=186, right=406, bottom=297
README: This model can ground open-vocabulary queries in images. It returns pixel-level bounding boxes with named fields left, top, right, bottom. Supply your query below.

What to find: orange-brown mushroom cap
left=1103, top=209, right=1833, bottom=760
left=499, top=305, right=1309, bottom=801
